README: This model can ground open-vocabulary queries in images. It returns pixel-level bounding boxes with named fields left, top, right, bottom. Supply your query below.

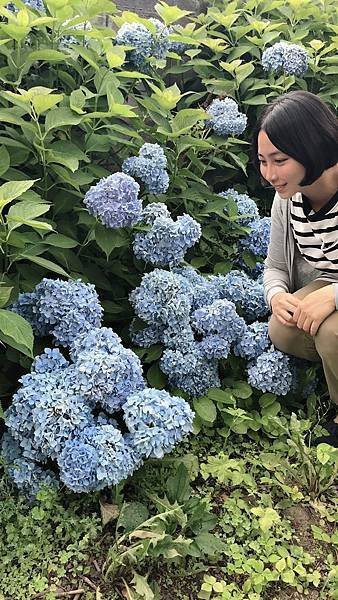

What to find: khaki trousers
left=268, top=280, right=338, bottom=405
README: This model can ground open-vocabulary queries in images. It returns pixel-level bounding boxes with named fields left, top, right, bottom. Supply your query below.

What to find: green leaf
left=44, top=233, right=78, bottom=248
left=17, top=254, right=69, bottom=277
left=7, top=200, right=50, bottom=232
left=27, top=49, right=69, bottom=62
left=0, top=145, right=10, bottom=177
left=117, top=502, right=149, bottom=533
left=32, top=93, right=63, bottom=115
left=207, top=388, right=236, bottom=405
left=194, top=532, right=226, bottom=556
left=171, top=108, right=207, bottom=136
left=166, top=463, right=191, bottom=503
left=45, top=107, right=82, bottom=132
left=95, top=225, right=130, bottom=259
left=193, top=397, right=217, bottom=423
left=146, top=363, right=166, bottom=389
left=0, top=309, right=34, bottom=357
left=243, top=94, right=267, bottom=105
left=70, top=89, right=86, bottom=114
left=155, top=1, right=191, bottom=24
left=0, top=179, right=37, bottom=212
left=0, top=286, right=13, bottom=308
left=231, top=381, right=252, bottom=399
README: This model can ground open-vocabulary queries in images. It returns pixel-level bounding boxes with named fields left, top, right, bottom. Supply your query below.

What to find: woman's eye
left=275, top=159, right=287, bottom=164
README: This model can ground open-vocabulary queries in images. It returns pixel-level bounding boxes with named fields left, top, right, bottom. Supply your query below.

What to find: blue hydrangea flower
left=70, top=327, right=121, bottom=361
left=32, top=278, right=103, bottom=347
left=206, top=98, right=247, bottom=137
left=8, top=458, right=58, bottom=499
left=168, top=25, right=193, bottom=54
left=218, top=270, right=268, bottom=321
left=247, top=349, right=293, bottom=395
left=141, top=202, right=171, bottom=225
left=173, top=267, right=221, bottom=311
left=32, top=388, right=93, bottom=459
left=234, top=322, right=270, bottom=359
left=116, top=22, right=154, bottom=70
left=239, top=217, right=271, bottom=258
left=198, top=335, right=231, bottom=360
left=10, top=291, right=50, bottom=336
left=191, top=299, right=246, bottom=343
left=262, top=42, right=308, bottom=77
left=123, top=389, right=194, bottom=458
left=218, top=188, right=259, bottom=227
left=133, top=214, right=201, bottom=266
left=84, top=172, right=142, bottom=228
left=74, top=346, right=145, bottom=413
left=57, top=438, right=99, bottom=493
left=162, top=322, right=195, bottom=351
left=150, top=18, right=170, bottom=60
left=160, top=345, right=220, bottom=396
left=122, top=144, right=169, bottom=194
left=130, top=321, right=165, bottom=347
left=31, top=348, right=69, bottom=374
left=130, top=269, right=194, bottom=328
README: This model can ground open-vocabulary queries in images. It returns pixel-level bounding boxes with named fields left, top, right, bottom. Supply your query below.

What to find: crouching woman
left=252, top=90, right=338, bottom=446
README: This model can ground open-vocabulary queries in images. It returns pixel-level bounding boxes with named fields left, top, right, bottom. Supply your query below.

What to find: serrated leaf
left=45, top=107, right=82, bottom=132
left=95, top=225, right=129, bottom=259
left=0, top=179, right=37, bottom=212
left=0, top=286, right=13, bottom=308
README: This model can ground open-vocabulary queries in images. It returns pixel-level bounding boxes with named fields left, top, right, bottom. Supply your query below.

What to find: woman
left=252, top=90, right=338, bottom=447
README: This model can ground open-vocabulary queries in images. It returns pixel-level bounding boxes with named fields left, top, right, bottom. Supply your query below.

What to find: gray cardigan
left=263, top=192, right=338, bottom=309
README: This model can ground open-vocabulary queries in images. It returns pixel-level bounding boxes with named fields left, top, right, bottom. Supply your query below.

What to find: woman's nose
left=265, top=164, right=277, bottom=182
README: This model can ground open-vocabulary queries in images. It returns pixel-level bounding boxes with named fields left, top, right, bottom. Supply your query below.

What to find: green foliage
left=0, top=468, right=102, bottom=599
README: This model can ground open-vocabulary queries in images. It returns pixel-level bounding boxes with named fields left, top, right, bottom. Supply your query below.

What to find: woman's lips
left=275, top=184, right=287, bottom=191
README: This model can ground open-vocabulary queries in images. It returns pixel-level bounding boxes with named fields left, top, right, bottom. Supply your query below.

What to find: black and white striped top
left=290, top=190, right=338, bottom=274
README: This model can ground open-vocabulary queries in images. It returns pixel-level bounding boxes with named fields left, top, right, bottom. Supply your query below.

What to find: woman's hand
left=271, top=292, right=300, bottom=327
left=292, top=285, right=336, bottom=336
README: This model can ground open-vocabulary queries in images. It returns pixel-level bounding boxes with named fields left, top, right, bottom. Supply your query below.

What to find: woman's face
left=257, top=130, right=306, bottom=198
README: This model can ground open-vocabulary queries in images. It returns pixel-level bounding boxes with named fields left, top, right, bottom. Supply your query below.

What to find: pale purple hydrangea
left=262, top=42, right=308, bottom=77
left=84, top=172, right=142, bottom=228
left=206, top=98, right=247, bottom=137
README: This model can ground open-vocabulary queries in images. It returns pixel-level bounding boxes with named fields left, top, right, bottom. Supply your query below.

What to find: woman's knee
left=315, top=318, right=338, bottom=356
left=268, top=315, right=296, bottom=353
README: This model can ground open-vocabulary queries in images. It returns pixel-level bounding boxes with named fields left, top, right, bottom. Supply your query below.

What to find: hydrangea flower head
left=239, top=217, right=271, bottom=257
left=31, top=348, right=69, bottom=374
left=133, top=214, right=201, bottom=266
left=262, top=42, right=308, bottom=77
left=218, top=270, right=268, bottom=321
left=84, top=172, right=142, bottom=228
left=130, top=269, right=194, bottom=327
left=70, top=327, right=121, bottom=361
left=198, top=334, right=231, bottom=360
left=160, top=345, right=220, bottom=396
left=206, top=98, right=247, bottom=137
left=191, top=298, right=246, bottom=343
left=149, top=18, right=170, bottom=59
left=123, top=388, right=194, bottom=458
left=122, top=144, right=169, bottom=194
left=219, top=188, right=259, bottom=227
left=234, top=322, right=270, bottom=359
left=33, top=278, right=103, bottom=347
left=10, top=290, right=50, bottom=336
left=247, top=349, right=293, bottom=395
left=116, top=22, right=154, bottom=70
left=74, top=346, right=145, bottom=413
left=141, top=202, right=171, bottom=225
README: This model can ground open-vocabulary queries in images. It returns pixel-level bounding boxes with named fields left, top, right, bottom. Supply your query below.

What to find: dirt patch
left=284, top=504, right=319, bottom=552
left=270, top=585, right=321, bottom=599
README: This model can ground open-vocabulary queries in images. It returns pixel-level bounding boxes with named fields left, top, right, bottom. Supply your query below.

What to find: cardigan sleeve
left=263, top=193, right=291, bottom=309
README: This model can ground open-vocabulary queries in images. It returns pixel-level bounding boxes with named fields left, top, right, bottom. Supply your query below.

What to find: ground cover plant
left=0, top=0, right=337, bottom=597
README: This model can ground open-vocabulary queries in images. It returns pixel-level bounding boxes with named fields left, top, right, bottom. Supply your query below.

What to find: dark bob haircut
left=252, top=90, right=338, bottom=186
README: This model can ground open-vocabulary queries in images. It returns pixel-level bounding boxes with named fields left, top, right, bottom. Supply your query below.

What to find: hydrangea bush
left=0, top=0, right=333, bottom=496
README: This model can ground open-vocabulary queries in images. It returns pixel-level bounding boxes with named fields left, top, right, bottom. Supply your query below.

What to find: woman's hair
left=251, top=90, right=338, bottom=186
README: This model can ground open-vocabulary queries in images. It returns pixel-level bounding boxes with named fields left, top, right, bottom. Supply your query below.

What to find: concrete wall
left=96, top=0, right=206, bottom=25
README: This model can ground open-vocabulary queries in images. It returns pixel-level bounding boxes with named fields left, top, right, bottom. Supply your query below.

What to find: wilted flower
left=262, top=42, right=308, bottom=77
left=206, top=98, right=247, bottom=137
left=84, top=172, right=142, bottom=228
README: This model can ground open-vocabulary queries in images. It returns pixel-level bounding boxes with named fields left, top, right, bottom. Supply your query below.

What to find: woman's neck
left=299, top=164, right=338, bottom=209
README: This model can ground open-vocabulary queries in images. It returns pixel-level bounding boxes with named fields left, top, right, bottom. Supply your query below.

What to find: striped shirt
left=290, top=190, right=338, bottom=274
